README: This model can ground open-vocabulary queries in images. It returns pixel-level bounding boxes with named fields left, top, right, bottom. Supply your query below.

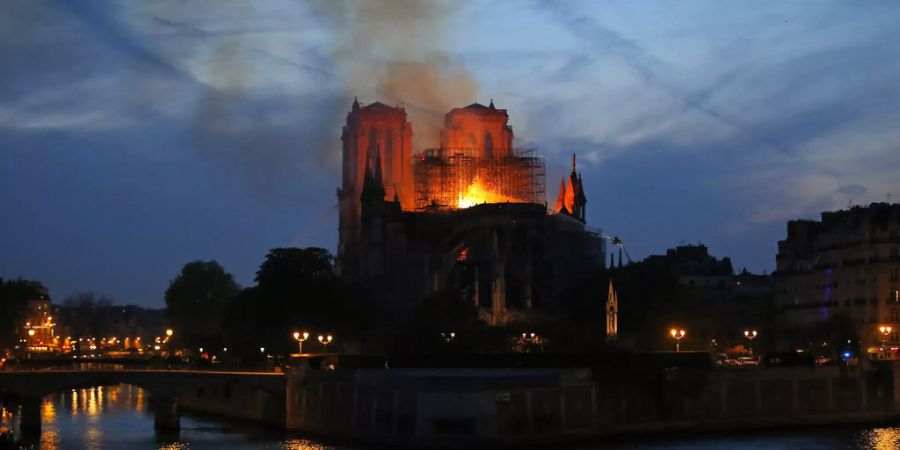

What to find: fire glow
left=456, top=178, right=518, bottom=209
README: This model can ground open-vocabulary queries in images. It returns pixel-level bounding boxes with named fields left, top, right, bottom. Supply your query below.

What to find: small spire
left=489, top=98, right=495, bottom=109
left=374, top=145, right=384, bottom=186
left=556, top=177, right=567, bottom=213
left=571, top=153, right=576, bottom=174
left=352, top=96, right=360, bottom=111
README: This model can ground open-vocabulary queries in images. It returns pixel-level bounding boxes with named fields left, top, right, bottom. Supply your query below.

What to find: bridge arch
left=0, top=370, right=286, bottom=435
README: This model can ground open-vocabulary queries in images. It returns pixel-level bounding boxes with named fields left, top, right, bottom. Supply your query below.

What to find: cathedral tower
left=337, top=99, right=413, bottom=277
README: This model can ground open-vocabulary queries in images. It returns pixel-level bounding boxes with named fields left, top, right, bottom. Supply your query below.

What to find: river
left=1, top=384, right=898, bottom=449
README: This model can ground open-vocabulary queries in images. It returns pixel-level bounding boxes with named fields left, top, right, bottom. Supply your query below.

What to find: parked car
left=736, top=356, right=759, bottom=367
left=713, top=353, right=728, bottom=367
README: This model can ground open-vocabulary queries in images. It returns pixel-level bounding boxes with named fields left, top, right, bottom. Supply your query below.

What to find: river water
left=1, top=384, right=899, bottom=449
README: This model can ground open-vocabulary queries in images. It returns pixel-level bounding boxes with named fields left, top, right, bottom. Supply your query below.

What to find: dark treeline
left=164, top=247, right=378, bottom=363
left=7, top=247, right=848, bottom=360
left=0, top=280, right=164, bottom=348
left=0, top=278, right=45, bottom=348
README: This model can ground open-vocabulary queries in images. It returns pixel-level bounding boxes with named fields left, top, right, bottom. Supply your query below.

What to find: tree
left=255, top=247, right=334, bottom=288
left=0, top=278, right=45, bottom=349
left=164, top=261, right=240, bottom=350
left=223, top=247, right=364, bottom=356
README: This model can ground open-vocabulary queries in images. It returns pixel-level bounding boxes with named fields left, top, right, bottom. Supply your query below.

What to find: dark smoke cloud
left=185, top=0, right=479, bottom=202
left=314, top=0, right=478, bottom=150
left=190, top=39, right=344, bottom=204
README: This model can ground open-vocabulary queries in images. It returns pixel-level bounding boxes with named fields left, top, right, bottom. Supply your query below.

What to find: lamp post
left=442, top=331, right=456, bottom=343
left=293, top=331, right=310, bottom=354
left=744, top=330, right=758, bottom=355
left=880, top=325, right=893, bottom=349
left=165, top=328, right=174, bottom=357
left=318, top=334, right=333, bottom=352
left=670, top=328, right=686, bottom=352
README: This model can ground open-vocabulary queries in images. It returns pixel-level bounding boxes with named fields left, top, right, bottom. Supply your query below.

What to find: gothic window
left=368, top=128, right=378, bottom=164
left=385, top=130, right=394, bottom=181
left=467, top=132, right=477, bottom=149
left=892, top=309, right=899, bottom=322
left=484, top=132, right=494, bottom=159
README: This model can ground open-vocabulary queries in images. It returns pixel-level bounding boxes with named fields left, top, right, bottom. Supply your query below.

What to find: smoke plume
left=319, top=0, right=478, bottom=150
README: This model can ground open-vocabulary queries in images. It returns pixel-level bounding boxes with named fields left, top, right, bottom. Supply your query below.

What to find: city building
left=337, top=99, right=605, bottom=324
left=774, top=202, right=900, bottom=354
left=637, top=245, right=773, bottom=350
left=643, top=244, right=734, bottom=292
left=19, top=285, right=61, bottom=353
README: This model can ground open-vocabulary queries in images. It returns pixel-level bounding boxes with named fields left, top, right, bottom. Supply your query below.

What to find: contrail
left=538, top=1, right=792, bottom=155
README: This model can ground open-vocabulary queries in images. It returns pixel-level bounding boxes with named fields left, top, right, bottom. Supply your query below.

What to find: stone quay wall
left=284, top=365, right=899, bottom=446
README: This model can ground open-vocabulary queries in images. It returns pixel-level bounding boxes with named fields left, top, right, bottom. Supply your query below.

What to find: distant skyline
left=3, top=1, right=900, bottom=307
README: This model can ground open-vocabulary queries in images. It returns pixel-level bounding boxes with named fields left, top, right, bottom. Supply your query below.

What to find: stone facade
left=774, top=203, right=900, bottom=351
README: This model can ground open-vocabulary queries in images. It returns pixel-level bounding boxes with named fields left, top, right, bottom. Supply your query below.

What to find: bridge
left=5, top=360, right=900, bottom=447
left=0, top=369, right=286, bottom=435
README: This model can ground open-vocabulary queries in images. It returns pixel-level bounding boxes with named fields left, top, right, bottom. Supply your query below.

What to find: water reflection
left=7, top=385, right=900, bottom=449
left=857, top=428, right=900, bottom=450
left=4, top=384, right=349, bottom=450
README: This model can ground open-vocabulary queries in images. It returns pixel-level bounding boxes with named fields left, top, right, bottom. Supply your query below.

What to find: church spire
left=556, top=177, right=567, bottom=213
left=374, top=145, right=384, bottom=187
left=360, top=144, right=385, bottom=202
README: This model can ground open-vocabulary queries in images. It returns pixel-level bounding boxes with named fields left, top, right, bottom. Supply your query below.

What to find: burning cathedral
left=337, top=99, right=605, bottom=324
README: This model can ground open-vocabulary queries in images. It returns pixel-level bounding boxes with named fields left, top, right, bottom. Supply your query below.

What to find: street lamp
left=292, top=331, right=310, bottom=354
left=744, top=330, right=758, bottom=355
left=318, top=334, right=333, bottom=351
left=880, top=325, right=893, bottom=349
left=670, top=328, right=686, bottom=352
left=165, top=328, right=174, bottom=357
left=442, top=331, right=456, bottom=343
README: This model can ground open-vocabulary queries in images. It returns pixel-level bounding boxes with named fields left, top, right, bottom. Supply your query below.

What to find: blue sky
left=2, top=0, right=899, bottom=307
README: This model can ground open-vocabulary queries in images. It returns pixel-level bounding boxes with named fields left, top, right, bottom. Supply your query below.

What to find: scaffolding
left=413, top=147, right=546, bottom=211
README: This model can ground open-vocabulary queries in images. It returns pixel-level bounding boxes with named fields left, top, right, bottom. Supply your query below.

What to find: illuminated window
left=893, top=290, right=900, bottom=304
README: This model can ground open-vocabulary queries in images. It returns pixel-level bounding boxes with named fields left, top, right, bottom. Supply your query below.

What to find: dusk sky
left=2, top=1, right=900, bottom=307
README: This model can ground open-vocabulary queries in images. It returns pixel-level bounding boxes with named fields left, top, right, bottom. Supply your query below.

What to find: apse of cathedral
left=337, top=99, right=602, bottom=325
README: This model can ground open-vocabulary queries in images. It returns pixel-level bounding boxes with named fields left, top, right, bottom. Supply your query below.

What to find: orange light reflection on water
left=857, top=427, right=900, bottom=450
left=282, top=439, right=330, bottom=450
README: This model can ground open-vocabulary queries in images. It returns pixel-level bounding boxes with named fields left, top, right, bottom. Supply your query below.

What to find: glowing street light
left=292, top=331, right=310, bottom=354
left=880, top=325, right=893, bottom=349
left=27, top=329, right=35, bottom=337
left=744, top=330, right=758, bottom=355
left=165, top=328, right=174, bottom=357
left=670, top=328, right=686, bottom=352
left=318, top=334, right=333, bottom=351
left=442, top=331, right=456, bottom=343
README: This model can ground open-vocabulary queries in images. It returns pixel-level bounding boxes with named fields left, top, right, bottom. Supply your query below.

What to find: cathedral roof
left=363, top=101, right=399, bottom=110
left=463, top=102, right=491, bottom=110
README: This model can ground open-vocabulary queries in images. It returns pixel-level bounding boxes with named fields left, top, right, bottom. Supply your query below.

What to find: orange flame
left=457, top=178, right=517, bottom=209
